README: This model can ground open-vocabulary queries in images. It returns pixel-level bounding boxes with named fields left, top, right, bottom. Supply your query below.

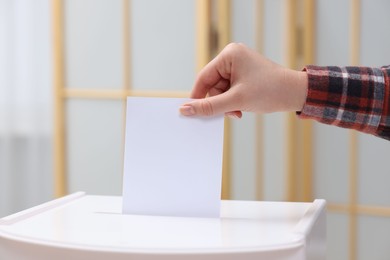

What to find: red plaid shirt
left=298, top=65, right=390, bottom=141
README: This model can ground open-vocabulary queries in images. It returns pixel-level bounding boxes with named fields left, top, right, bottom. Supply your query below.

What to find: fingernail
left=179, top=105, right=195, bottom=116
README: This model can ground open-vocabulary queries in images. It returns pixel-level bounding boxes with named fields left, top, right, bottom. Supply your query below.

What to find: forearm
left=298, top=65, right=390, bottom=141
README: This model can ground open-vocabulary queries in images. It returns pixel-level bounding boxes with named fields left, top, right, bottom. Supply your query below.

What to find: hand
left=179, top=43, right=308, bottom=118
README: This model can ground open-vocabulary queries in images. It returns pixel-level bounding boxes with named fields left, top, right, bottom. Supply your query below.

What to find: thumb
left=179, top=92, right=238, bottom=117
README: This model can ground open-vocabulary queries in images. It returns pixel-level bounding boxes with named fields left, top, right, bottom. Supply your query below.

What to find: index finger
left=191, top=51, right=232, bottom=99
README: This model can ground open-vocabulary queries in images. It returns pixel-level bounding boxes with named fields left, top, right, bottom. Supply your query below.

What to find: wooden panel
left=53, top=0, right=67, bottom=197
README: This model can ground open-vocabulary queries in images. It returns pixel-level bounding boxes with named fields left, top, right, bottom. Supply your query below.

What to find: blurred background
left=1, top=0, right=390, bottom=259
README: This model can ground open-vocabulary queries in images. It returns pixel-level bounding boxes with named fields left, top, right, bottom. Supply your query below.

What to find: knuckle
left=224, top=42, right=246, bottom=54
left=223, top=43, right=248, bottom=62
left=200, top=100, right=214, bottom=116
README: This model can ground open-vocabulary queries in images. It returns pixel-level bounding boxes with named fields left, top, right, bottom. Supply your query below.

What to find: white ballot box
left=0, top=192, right=326, bottom=260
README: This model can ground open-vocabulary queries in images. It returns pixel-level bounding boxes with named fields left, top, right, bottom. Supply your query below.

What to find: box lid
left=0, top=192, right=325, bottom=255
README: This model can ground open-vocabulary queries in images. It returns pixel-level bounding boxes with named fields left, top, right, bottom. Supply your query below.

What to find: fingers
left=179, top=91, right=239, bottom=117
left=190, top=49, right=232, bottom=99
left=183, top=43, right=246, bottom=117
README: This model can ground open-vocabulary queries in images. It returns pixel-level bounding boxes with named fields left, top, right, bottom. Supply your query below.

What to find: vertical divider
left=349, top=1, right=360, bottom=259
left=216, top=0, right=232, bottom=200
left=196, top=0, right=212, bottom=73
left=121, top=0, right=131, bottom=180
left=302, top=0, right=315, bottom=202
left=255, top=0, right=265, bottom=201
left=196, top=1, right=234, bottom=199
left=285, top=0, right=299, bottom=202
left=123, top=0, right=131, bottom=94
left=53, top=0, right=67, bottom=198
left=285, top=0, right=315, bottom=203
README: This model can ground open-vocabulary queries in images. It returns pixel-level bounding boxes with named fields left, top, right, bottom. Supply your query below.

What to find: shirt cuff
left=376, top=65, right=390, bottom=139
left=297, top=65, right=385, bottom=135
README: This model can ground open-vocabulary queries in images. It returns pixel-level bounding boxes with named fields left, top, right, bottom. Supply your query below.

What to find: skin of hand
left=179, top=43, right=308, bottom=118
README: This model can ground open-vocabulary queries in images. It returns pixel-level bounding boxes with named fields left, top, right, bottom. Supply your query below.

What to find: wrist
left=282, top=69, right=308, bottom=112
left=296, top=71, right=308, bottom=112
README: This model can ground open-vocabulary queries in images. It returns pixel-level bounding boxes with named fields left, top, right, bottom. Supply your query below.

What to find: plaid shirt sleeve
left=298, top=65, right=390, bottom=141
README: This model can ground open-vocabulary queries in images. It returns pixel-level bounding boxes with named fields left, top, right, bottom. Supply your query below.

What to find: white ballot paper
left=122, top=97, right=224, bottom=218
